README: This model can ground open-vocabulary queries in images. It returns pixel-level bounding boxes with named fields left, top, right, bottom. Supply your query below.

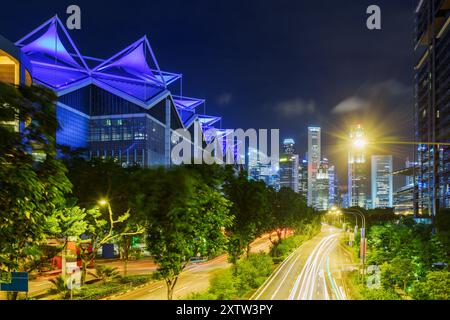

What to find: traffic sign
left=0, top=272, right=28, bottom=292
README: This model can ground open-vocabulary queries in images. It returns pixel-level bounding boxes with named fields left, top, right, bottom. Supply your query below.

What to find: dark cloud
left=216, top=93, right=232, bottom=106
left=275, top=98, right=316, bottom=118
left=332, top=79, right=412, bottom=116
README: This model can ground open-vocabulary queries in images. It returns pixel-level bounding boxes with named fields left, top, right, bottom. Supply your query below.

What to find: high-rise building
left=414, top=0, right=450, bottom=216
left=307, top=127, right=321, bottom=206
left=283, top=138, right=296, bottom=155
left=279, top=139, right=299, bottom=192
left=371, top=155, right=394, bottom=208
left=314, top=160, right=330, bottom=211
left=298, top=156, right=308, bottom=200
left=348, top=125, right=368, bottom=208
left=328, top=162, right=339, bottom=208
left=279, top=153, right=299, bottom=193
left=248, top=148, right=280, bottom=190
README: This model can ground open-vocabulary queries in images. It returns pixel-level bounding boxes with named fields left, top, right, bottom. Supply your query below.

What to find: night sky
left=1, top=0, right=418, bottom=190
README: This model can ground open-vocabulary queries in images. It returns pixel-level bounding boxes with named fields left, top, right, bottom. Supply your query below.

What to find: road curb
left=103, top=282, right=153, bottom=300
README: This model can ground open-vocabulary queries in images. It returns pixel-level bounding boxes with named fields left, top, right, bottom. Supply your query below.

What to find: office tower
left=328, top=162, right=339, bottom=208
left=248, top=148, right=280, bottom=190
left=298, top=156, right=308, bottom=200
left=414, top=0, right=450, bottom=215
left=371, top=155, right=393, bottom=208
left=307, top=127, right=321, bottom=206
left=314, top=160, right=330, bottom=211
left=279, top=154, right=299, bottom=193
left=283, top=138, right=296, bottom=155
left=348, top=125, right=368, bottom=208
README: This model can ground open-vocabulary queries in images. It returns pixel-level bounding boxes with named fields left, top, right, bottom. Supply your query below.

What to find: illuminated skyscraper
left=298, top=156, right=308, bottom=200
left=279, top=154, right=299, bottom=193
left=248, top=148, right=280, bottom=190
left=283, top=138, right=296, bottom=155
left=314, top=160, right=330, bottom=211
left=371, top=155, right=393, bottom=208
left=307, top=127, right=321, bottom=206
left=279, top=139, right=299, bottom=192
left=328, top=162, right=339, bottom=208
left=348, top=125, right=368, bottom=208
left=414, top=0, right=450, bottom=216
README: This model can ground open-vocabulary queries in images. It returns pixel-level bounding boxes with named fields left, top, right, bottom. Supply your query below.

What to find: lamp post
left=345, top=208, right=366, bottom=280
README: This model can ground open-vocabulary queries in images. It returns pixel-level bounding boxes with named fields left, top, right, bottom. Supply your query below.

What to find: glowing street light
left=98, top=199, right=108, bottom=207
left=352, top=138, right=368, bottom=149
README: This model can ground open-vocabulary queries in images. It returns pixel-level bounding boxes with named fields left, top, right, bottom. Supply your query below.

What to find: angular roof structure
left=15, top=15, right=225, bottom=134
left=16, top=16, right=89, bottom=89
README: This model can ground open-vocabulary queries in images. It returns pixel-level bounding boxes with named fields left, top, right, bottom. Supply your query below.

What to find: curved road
left=252, top=225, right=355, bottom=300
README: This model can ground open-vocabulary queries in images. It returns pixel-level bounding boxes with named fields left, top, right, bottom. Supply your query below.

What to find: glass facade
left=55, top=84, right=170, bottom=167
left=414, top=0, right=450, bottom=215
left=371, top=155, right=394, bottom=208
left=348, top=125, right=368, bottom=208
left=57, top=106, right=89, bottom=149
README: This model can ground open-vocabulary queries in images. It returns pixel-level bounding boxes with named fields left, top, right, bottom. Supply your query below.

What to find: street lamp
left=344, top=208, right=366, bottom=280
left=98, top=199, right=108, bottom=207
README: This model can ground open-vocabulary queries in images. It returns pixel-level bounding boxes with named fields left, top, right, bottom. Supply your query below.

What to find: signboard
left=0, top=272, right=28, bottom=292
left=67, top=267, right=81, bottom=290
left=360, top=238, right=367, bottom=259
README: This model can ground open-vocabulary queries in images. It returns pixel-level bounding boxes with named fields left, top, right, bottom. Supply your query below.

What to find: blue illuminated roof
left=198, top=115, right=221, bottom=127
left=15, top=15, right=227, bottom=136
left=173, top=96, right=205, bottom=111
left=16, top=16, right=89, bottom=89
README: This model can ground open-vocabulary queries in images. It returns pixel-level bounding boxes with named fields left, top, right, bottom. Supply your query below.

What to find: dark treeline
left=0, top=83, right=320, bottom=300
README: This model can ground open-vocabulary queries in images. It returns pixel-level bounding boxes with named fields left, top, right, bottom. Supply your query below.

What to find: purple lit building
left=8, top=15, right=223, bottom=167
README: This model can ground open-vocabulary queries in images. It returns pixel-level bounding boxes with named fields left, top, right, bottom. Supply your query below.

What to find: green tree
left=133, top=167, right=233, bottom=300
left=412, top=271, right=450, bottom=300
left=223, top=171, right=270, bottom=264
left=65, top=158, right=145, bottom=276
left=44, top=206, right=88, bottom=277
left=0, top=83, right=72, bottom=300
left=78, top=204, right=144, bottom=285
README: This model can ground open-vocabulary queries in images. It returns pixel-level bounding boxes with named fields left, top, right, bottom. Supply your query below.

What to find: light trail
left=289, top=234, right=337, bottom=300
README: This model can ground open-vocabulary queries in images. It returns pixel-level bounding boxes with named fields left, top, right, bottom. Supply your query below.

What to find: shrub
left=91, top=265, right=120, bottom=284
left=235, top=253, right=273, bottom=292
left=208, top=269, right=238, bottom=300
left=411, top=271, right=450, bottom=300
left=48, top=275, right=70, bottom=299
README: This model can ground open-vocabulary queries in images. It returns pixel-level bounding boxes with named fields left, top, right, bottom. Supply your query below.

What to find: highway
left=252, top=225, right=355, bottom=300
left=112, top=234, right=274, bottom=300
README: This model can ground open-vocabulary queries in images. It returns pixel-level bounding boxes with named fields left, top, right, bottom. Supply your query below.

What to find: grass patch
left=60, top=275, right=153, bottom=300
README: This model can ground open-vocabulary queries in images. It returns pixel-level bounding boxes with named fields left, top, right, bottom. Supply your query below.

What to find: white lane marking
left=148, top=285, right=163, bottom=293
left=175, top=286, right=188, bottom=293
left=304, top=237, right=337, bottom=300
left=270, top=250, right=304, bottom=300
left=289, top=236, right=332, bottom=299
left=289, top=234, right=337, bottom=300
left=298, top=236, right=337, bottom=300
left=251, top=241, right=304, bottom=300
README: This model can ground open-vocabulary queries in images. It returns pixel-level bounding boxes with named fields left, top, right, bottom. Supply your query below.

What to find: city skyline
left=0, top=0, right=417, bottom=187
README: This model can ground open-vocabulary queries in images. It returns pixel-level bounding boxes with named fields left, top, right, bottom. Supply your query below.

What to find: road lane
left=253, top=225, right=353, bottom=300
